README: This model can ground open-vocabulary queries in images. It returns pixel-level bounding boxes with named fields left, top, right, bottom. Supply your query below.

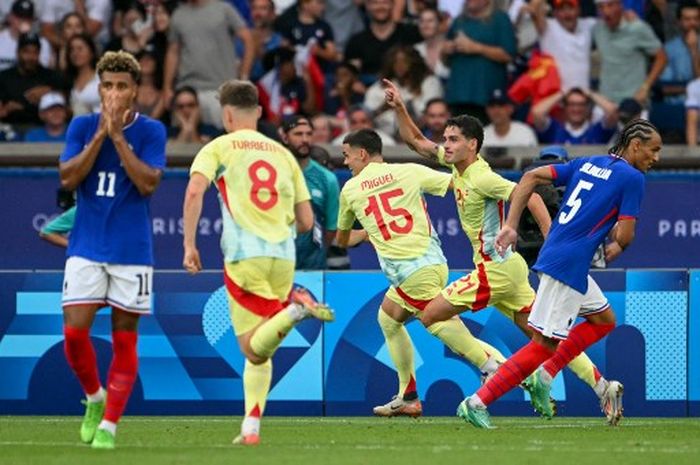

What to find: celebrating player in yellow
left=385, top=79, right=613, bottom=418
left=182, top=80, right=334, bottom=446
left=336, top=129, right=509, bottom=417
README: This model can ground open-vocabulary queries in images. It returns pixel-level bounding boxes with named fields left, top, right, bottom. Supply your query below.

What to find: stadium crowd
left=0, top=0, right=699, bottom=145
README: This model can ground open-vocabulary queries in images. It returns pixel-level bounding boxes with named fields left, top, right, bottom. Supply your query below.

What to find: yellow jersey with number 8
left=190, top=129, right=310, bottom=262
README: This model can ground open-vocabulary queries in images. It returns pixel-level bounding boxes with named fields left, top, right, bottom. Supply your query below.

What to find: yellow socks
left=426, top=317, right=500, bottom=368
left=378, top=308, right=417, bottom=398
left=567, top=352, right=600, bottom=389
left=249, top=305, right=304, bottom=359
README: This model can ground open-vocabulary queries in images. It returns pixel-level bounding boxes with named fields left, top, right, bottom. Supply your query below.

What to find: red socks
left=476, top=341, right=554, bottom=406
left=542, top=322, right=615, bottom=379
left=104, top=331, right=139, bottom=423
left=63, top=326, right=101, bottom=395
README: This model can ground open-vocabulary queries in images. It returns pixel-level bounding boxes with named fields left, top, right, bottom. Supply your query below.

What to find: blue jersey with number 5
left=60, top=113, right=166, bottom=265
left=533, top=155, right=645, bottom=293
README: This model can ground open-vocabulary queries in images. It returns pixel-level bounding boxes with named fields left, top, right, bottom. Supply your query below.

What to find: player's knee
left=378, top=308, right=402, bottom=336
left=244, top=344, right=268, bottom=365
left=588, top=306, right=617, bottom=326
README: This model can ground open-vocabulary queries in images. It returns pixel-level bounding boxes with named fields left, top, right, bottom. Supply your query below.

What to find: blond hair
left=96, top=50, right=141, bottom=82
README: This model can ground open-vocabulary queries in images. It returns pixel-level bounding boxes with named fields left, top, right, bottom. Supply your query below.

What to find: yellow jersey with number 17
left=437, top=147, right=515, bottom=265
left=338, top=162, right=451, bottom=286
left=190, top=129, right=310, bottom=262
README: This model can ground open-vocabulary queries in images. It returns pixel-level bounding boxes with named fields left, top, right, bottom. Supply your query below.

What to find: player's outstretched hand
left=383, top=79, right=403, bottom=109
left=183, top=246, right=202, bottom=275
left=495, top=225, right=517, bottom=257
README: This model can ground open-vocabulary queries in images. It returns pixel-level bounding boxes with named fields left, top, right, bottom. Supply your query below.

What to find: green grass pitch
left=1, top=417, right=699, bottom=465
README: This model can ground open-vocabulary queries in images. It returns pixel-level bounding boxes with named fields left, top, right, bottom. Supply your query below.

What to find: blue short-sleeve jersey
left=533, top=155, right=645, bottom=293
left=60, top=113, right=166, bottom=265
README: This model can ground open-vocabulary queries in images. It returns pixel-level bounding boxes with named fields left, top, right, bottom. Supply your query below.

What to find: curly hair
left=96, top=50, right=141, bottom=82
left=380, top=45, right=431, bottom=95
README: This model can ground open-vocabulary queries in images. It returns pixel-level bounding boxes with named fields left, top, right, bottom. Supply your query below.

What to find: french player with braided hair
left=459, top=119, right=661, bottom=429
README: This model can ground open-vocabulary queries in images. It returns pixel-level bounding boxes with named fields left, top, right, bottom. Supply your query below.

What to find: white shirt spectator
left=483, top=121, right=538, bottom=147
left=364, top=75, right=443, bottom=137
left=0, top=28, right=52, bottom=70
left=70, top=72, right=100, bottom=116
left=685, top=78, right=700, bottom=109
left=540, top=17, right=596, bottom=91
left=40, top=0, right=111, bottom=44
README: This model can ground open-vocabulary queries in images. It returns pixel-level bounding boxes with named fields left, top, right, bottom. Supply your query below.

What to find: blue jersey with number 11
left=533, top=155, right=645, bottom=293
left=60, top=113, right=166, bottom=265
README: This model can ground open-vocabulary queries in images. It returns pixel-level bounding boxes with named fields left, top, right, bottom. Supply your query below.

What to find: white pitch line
left=0, top=441, right=696, bottom=455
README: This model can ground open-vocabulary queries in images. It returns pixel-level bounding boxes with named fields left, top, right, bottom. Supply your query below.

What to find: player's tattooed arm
left=605, top=219, right=636, bottom=262
left=383, top=79, right=440, bottom=161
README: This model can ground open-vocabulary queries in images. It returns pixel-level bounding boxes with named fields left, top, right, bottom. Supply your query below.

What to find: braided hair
left=609, top=118, right=659, bottom=156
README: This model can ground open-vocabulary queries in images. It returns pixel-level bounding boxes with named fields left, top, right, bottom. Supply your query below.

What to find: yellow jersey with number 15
left=190, top=129, right=310, bottom=262
left=338, top=162, right=451, bottom=286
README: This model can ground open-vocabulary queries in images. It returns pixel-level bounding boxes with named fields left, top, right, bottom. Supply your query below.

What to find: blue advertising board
left=0, top=171, right=698, bottom=270
left=0, top=269, right=694, bottom=417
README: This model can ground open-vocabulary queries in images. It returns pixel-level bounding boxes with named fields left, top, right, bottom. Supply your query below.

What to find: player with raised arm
left=59, top=51, right=166, bottom=449
left=182, top=80, right=334, bottom=446
left=459, top=119, right=661, bottom=429
left=385, top=79, right=612, bottom=417
left=336, top=128, right=509, bottom=417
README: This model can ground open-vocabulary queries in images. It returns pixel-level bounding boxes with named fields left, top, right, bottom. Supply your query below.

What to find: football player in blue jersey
left=58, top=51, right=167, bottom=449
left=457, top=119, right=661, bottom=429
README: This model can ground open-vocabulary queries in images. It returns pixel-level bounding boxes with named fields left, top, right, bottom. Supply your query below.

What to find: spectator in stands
left=279, top=0, right=339, bottom=72
left=0, top=0, right=52, bottom=71
left=332, top=104, right=397, bottom=145
left=164, top=0, right=254, bottom=128
left=421, top=97, right=450, bottom=143
left=685, top=77, right=700, bottom=144
left=55, top=12, right=86, bottom=72
left=105, top=2, right=153, bottom=56
left=414, top=7, right=450, bottom=79
left=323, top=0, right=364, bottom=51
left=40, top=0, right=112, bottom=47
left=483, top=88, right=538, bottom=147
left=442, top=0, right=516, bottom=124
left=23, top=91, right=68, bottom=141
left=0, top=33, right=65, bottom=127
left=324, top=61, right=366, bottom=117
left=532, top=87, right=618, bottom=144
left=365, top=45, right=443, bottom=137
left=247, top=0, right=284, bottom=81
left=168, top=86, right=220, bottom=143
left=531, top=0, right=596, bottom=92
left=146, top=0, right=174, bottom=76
left=257, top=46, right=316, bottom=124
left=609, top=97, right=643, bottom=142
left=344, top=0, right=422, bottom=79
left=311, top=113, right=335, bottom=144
left=280, top=114, right=340, bottom=270
left=66, top=33, right=100, bottom=116
left=135, top=50, right=165, bottom=120
left=659, top=0, right=700, bottom=103
left=593, top=0, right=667, bottom=104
